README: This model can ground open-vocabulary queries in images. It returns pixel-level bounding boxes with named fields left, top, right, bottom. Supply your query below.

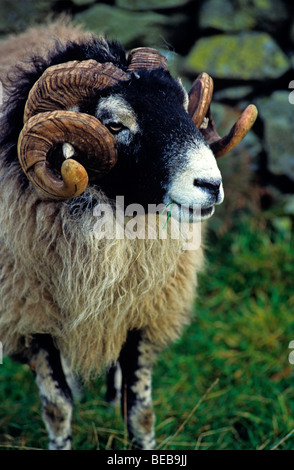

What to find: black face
left=66, top=67, right=223, bottom=221
left=93, top=69, right=209, bottom=208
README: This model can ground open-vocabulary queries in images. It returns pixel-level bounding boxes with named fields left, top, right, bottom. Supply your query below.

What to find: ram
left=0, top=21, right=257, bottom=450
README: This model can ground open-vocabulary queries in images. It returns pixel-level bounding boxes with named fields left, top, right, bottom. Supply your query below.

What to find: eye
left=106, top=122, right=126, bottom=134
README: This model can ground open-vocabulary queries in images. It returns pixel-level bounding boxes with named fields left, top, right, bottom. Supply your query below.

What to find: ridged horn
left=188, top=73, right=258, bottom=157
left=24, top=60, right=130, bottom=122
left=127, top=47, right=167, bottom=72
left=202, top=104, right=258, bottom=158
left=18, top=110, right=117, bottom=199
left=188, top=73, right=213, bottom=128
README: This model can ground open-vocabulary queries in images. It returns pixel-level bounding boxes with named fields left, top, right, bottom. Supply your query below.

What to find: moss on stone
left=257, top=91, right=294, bottom=178
left=186, top=32, right=290, bottom=80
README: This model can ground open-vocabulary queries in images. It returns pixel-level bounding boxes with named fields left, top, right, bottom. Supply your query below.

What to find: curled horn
left=18, top=60, right=130, bottom=199
left=188, top=73, right=213, bottom=129
left=127, top=47, right=167, bottom=71
left=18, top=111, right=117, bottom=199
left=188, top=73, right=258, bottom=157
left=24, top=60, right=130, bottom=121
left=203, top=104, right=258, bottom=158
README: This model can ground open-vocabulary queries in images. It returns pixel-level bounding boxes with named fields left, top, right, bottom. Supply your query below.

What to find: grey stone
left=0, top=0, right=53, bottom=34
left=251, top=0, right=288, bottom=33
left=257, top=91, right=294, bottom=180
left=116, top=0, right=190, bottom=10
left=199, top=0, right=256, bottom=32
left=283, top=195, right=294, bottom=215
left=214, top=86, right=254, bottom=102
left=72, top=0, right=96, bottom=5
left=186, top=32, right=290, bottom=80
left=199, top=0, right=288, bottom=33
left=74, top=4, right=169, bottom=48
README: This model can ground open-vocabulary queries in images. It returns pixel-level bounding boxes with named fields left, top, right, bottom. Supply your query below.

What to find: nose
left=193, top=177, right=221, bottom=199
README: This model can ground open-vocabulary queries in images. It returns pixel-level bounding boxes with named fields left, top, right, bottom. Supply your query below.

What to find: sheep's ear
left=188, top=73, right=258, bottom=158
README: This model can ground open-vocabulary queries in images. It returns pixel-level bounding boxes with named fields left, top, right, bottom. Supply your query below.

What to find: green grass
left=0, top=209, right=294, bottom=450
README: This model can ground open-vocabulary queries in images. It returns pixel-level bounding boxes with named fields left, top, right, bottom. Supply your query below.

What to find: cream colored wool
left=0, top=21, right=205, bottom=380
left=0, top=18, right=92, bottom=82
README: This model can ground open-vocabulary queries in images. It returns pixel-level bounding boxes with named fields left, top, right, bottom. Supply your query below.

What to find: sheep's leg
left=118, top=330, right=158, bottom=450
left=29, top=335, right=73, bottom=450
left=105, top=362, right=122, bottom=404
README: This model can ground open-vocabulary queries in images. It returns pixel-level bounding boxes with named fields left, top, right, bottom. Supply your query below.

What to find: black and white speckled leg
left=118, top=330, right=159, bottom=450
left=29, top=335, right=73, bottom=450
left=105, top=362, right=122, bottom=404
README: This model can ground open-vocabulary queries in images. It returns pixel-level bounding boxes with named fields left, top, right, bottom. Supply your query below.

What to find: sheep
left=0, top=20, right=257, bottom=450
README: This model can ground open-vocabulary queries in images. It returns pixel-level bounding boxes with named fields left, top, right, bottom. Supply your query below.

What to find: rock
left=199, top=0, right=288, bottom=34
left=186, top=32, right=290, bottom=80
left=214, top=85, right=254, bottom=101
left=116, top=0, right=190, bottom=9
left=72, top=0, right=96, bottom=5
left=74, top=4, right=170, bottom=48
left=251, top=0, right=288, bottom=33
left=272, top=215, right=293, bottom=239
left=199, top=0, right=256, bottom=32
left=283, top=195, right=294, bottom=215
left=257, top=91, right=294, bottom=180
left=0, top=0, right=53, bottom=34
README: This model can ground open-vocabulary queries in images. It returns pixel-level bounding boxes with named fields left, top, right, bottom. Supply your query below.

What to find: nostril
left=193, top=178, right=221, bottom=195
